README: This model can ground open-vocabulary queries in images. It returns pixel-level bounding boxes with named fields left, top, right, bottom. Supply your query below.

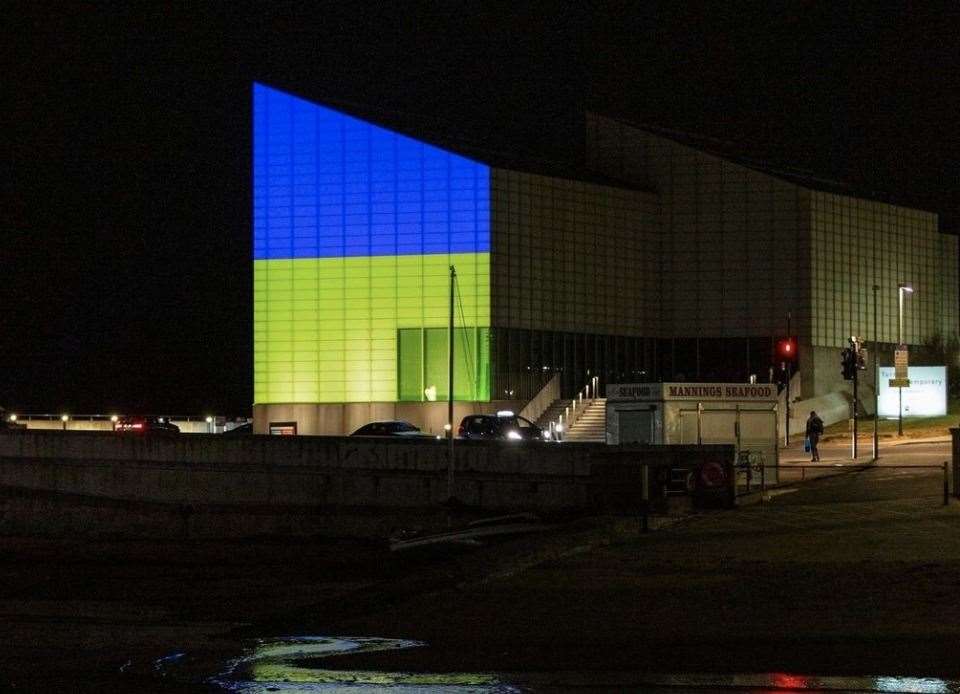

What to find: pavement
left=779, top=434, right=951, bottom=466
left=324, top=448, right=960, bottom=683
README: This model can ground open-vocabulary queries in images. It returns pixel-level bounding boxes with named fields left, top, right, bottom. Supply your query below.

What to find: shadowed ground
left=2, top=450, right=960, bottom=690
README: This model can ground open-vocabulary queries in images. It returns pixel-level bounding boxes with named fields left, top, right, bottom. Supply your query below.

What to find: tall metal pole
left=898, top=286, right=904, bottom=437
left=873, top=284, right=879, bottom=460
left=447, top=265, right=456, bottom=499
left=785, top=312, right=791, bottom=447
left=852, top=342, right=858, bottom=460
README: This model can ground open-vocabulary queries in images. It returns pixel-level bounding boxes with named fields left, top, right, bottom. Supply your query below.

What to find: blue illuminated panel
left=253, top=82, right=491, bottom=260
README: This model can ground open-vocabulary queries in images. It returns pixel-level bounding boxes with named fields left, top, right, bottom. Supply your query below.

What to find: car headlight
left=506, top=430, right=522, bottom=440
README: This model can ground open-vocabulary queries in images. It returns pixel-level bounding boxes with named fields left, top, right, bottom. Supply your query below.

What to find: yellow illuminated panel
left=254, top=253, right=490, bottom=403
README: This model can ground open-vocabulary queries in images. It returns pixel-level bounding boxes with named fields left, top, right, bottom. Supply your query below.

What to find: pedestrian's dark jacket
left=806, top=416, right=824, bottom=437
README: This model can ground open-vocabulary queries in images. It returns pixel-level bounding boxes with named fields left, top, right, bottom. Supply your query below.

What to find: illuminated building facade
left=253, top=84, right=958, bottom=434
left=253, top=84, right=657, bottom=435
left=585, top=114, right=958, bottom=404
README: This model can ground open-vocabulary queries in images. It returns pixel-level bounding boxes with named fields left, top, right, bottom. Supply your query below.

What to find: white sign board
left=878, top=366, right=947, bottom=417
left=606, top=383, right=777, bottom=402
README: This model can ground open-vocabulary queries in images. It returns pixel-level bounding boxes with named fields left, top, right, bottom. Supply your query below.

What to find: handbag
left=804, top=436, right=811, bottom=453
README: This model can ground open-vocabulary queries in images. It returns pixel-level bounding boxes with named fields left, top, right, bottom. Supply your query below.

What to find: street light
left=872, top=285, right=880, bottom=460
left=897, top=283, right=914, bottom=436
left=60, top=414, right=69, bottom=431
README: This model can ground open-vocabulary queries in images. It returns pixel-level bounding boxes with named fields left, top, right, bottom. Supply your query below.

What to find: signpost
left=893, top=345, right=910, bottom=384
left=892, top=344, right=910, bottom=435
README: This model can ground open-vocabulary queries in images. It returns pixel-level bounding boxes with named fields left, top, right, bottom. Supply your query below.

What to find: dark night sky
left=4, top=3, right=959, bottom=415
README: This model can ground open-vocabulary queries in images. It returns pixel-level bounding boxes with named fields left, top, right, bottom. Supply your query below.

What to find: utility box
left=606, top=383, right=780, bottom=483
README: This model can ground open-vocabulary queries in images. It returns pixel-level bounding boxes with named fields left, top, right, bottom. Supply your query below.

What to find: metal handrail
left=519, top=373, right=561, bottom=425
left=549, top=376, right=600, bottom=441
left=736, top=461, right=950, bottom=507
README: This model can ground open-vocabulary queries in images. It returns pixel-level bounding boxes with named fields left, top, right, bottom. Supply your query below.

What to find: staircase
left=564, top=398, right=607, bottom=442
left=535, top=399, right=573, bottom=431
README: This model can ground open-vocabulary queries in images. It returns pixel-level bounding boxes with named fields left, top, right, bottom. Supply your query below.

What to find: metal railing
left=4, top=413, right=252, bottom=434
left=549, top=376, right=600, bottom=441
left=736, top=461, right=951, bottom=507
left=6, top=413, right=242, bottom=423
left=518, top=373, right=560, bottom=425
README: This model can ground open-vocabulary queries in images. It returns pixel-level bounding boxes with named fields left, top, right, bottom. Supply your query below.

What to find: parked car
left=114, top=416, right=180, bottom=434
left=458, top=412, right=547, bottom=441
left=350, top=420, right=435, bottom=438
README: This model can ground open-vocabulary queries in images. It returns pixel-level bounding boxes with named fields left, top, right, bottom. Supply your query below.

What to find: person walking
left=805, top=410, right=824, bottom=462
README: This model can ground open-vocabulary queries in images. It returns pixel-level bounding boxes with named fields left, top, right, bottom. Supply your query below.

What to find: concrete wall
left=253, top=399, right=525, bottom=436
left=0, top=430, right=732, bottom=539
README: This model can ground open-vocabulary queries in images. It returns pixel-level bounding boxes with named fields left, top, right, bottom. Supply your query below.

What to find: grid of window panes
left=810, top=192, right=956, bottom=348
left=398, top=327, right=490, bottom=401
left=490, top=169, right=660, bottom=337
left=584, top=116, right=811, bottom=340
left=252, top=82, right=492, bottom=404
left=490, top=327, right=655, bottom=401
left=253, top=83, right=490, bottom=260
left=254, top=254, right=489, bottom=403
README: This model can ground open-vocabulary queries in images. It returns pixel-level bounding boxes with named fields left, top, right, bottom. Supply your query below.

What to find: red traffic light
left=777, top=337, right=797, bottom=361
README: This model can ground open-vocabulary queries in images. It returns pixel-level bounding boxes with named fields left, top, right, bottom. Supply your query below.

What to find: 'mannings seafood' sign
left=607, top=383, right=777, bottom=401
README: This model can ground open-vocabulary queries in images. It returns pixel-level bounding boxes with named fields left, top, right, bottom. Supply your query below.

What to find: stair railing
left=551, top=376, right=599, bottom=442
left=518, top=373, right=560, bottom=425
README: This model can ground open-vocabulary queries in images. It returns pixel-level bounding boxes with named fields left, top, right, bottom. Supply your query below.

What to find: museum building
left=252, top=82, right=958, bottom=435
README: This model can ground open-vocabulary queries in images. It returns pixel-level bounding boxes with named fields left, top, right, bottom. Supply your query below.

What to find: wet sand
left=7, top=484, right=960, bottom=690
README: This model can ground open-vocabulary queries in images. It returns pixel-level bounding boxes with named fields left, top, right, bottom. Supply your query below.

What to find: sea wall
left=0, top=431, right=732, bottom=538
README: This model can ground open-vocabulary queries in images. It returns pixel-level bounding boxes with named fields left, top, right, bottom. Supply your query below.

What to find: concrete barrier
left=0, top=430, right=733, bottom=539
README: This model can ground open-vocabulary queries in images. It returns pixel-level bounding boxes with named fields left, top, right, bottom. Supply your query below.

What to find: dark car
left=114, top=416, right=180, bottom=434
left=350, top=421, right=435, bottom=438
left=458, top=412, right=547, bottom=441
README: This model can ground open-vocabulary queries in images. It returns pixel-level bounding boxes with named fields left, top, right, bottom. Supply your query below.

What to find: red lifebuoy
left=699, top=461, right=727, bottom=488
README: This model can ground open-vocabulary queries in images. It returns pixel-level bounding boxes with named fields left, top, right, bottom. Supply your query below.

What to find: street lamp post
left=447, top=265, right=457, bottom=501
left=897, top=283, right=913, bottom=437
left=872, top=284, right=879, bottom=460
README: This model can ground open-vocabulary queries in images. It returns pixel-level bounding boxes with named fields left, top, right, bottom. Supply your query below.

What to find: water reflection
left=206, top=635, right=520, bottom=693
left=636, top=672, right=960, bottom=693
left=874, top=677, right=951, bottom=694
left=154, top=640, right=960, bottom=694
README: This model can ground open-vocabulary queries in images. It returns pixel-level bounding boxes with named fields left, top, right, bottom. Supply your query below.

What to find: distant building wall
left=490, top=168, right=660, bottom=336
left=488, top=168, right=661, bottom=398
left=584, top=113, right=812, bottom=341
left=809, top=191, right=957, bottom=348
left=584, top=113, right=960, bottom=399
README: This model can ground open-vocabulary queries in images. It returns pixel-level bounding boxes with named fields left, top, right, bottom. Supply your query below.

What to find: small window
left=468, top=417, right=488, bottom=434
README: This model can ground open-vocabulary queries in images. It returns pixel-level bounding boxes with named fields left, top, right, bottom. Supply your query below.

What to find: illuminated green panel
left=254, top=252, right=490, bottom=403
left=399, top=327, right=490, bottom=401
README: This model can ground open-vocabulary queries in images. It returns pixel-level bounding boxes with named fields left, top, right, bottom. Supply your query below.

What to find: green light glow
left=254, top=253, right=490, bottom=403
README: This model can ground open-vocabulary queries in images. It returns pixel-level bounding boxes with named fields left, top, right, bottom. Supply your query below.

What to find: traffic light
left=841, top=337, right=866, bottom=380
left=777, top=337, right=797, bottom=363
left=841, top=347, right=856, bottom=380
